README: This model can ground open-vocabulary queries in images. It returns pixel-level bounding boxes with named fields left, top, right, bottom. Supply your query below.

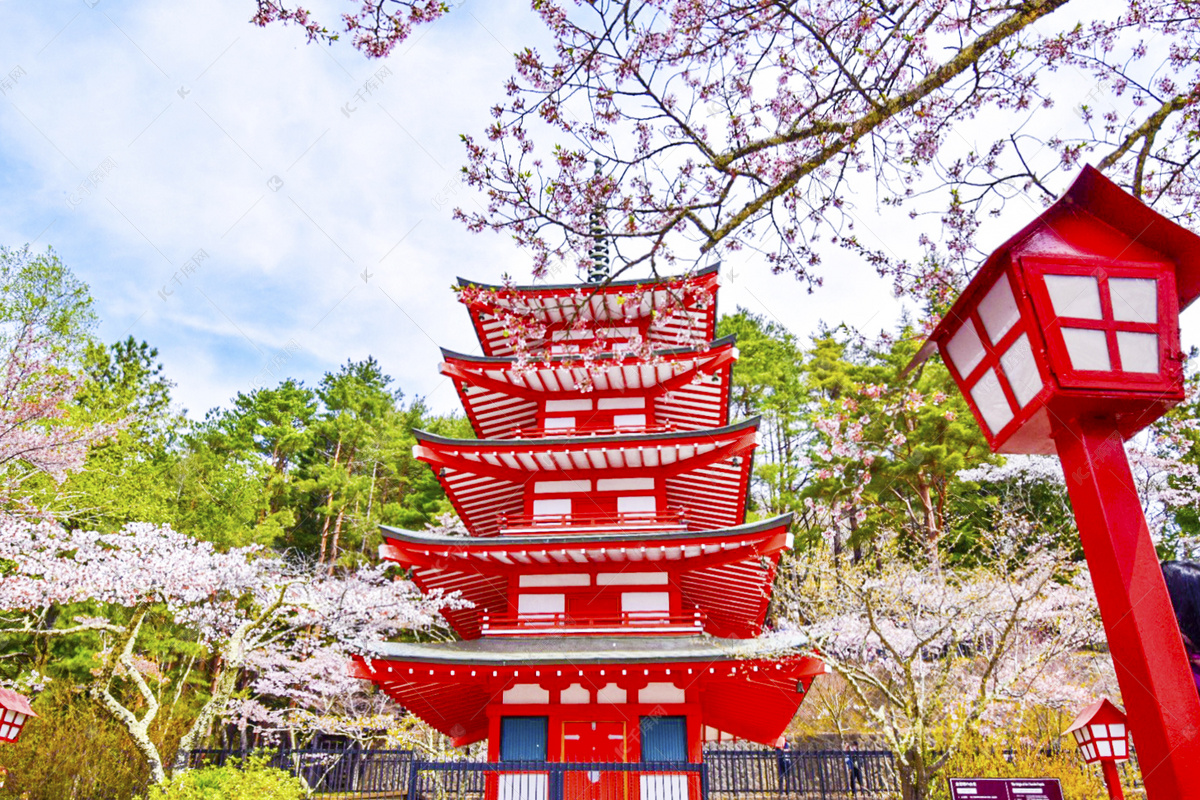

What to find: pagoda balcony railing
left=498, top=509, right=688, bottom=535
left=480, top=609, right=706, bottom=637
left=507, top=422, right=678, bottom=439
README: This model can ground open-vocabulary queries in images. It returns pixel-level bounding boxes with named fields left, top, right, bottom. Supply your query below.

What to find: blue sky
left=0, top=1, right=1010, bottom=417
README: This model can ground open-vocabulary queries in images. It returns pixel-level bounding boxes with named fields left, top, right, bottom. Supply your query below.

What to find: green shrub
left=0, top=683, right=157, bottom=800
left=143, top=758, right=305, bottom=800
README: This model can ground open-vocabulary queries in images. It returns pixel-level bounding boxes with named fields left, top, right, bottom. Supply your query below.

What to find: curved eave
left=353, top=633, right=824, bottom=748
left=412, top=416, right=759, bottom=450
left=439, top=335, right=737, bottom=366
left=359, top=634, right=814, bottom=667
left=381, top=513, right=792, bottom=550
left=383, top=516, right=792, bottom=640
left=455, top=264, right=720, bottom=295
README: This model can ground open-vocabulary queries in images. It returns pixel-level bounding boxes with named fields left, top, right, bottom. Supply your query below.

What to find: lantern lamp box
left=1064, top=697, right=1130, bottom=764
left=918, top=165, right=1200, bottom=455
left=0, top=688, right=36, bottom=744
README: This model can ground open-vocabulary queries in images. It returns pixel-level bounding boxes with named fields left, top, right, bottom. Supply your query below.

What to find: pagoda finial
left=586, top=158, right=609, bottom=284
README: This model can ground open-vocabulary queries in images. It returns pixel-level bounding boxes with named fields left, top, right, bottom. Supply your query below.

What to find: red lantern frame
left=0, top=689, right=35, bottom=744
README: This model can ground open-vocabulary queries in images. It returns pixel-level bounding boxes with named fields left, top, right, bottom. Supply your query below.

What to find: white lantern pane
left=1110, top=277, right=1158, bottom=323
left=1045, top=274, right=1103, bottom=319
left=1096, top=740, right=1113, bottom=758
left=1080, top=728, right=1091, bottom=742
left=1083, top=743, right=1095, bottom=761
left=1109, top=724, right=1125, bottom=738
left=1117, top=332, right=1159, bottom=374
left=1, top=710, right=11, bottom=722
left=0, top=724, right=9, bottom=740
left=946, top=321, right=986, bottom=378
left=999, top=334, right=1041, bottom=408
left=1091, top=724, right=1108, bottom=738
left=969, top=368, right=1014, bottom=435
left=1072, top=730, right=1085, bottom=745
left=1062, top=328, right=1111, bottom=371
left=12, top=712, right=24, bottom=725
left=1114, top=740, right=1127, bottom=757
left=978, top=274, right=1022, bottom=344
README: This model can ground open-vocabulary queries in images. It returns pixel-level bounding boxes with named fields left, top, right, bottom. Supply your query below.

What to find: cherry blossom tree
left=255, top=1, right=1200, bottom=301
left=0, top=516, right=460, bottom=784
left=0, top=325, right=119, bottom=512
left=776, top=533, right=1105, bottom=800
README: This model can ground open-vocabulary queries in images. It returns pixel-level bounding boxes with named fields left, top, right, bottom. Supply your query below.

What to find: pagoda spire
left=586, top=159, right=609, bottom=284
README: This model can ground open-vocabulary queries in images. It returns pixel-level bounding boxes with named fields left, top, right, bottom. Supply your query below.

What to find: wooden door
left=561, top=721, right=627, bottom=800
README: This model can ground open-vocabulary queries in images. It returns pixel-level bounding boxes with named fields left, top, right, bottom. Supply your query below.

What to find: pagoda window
left=622, top=591, right=670, bottom=619
left=546, top=399, right=593, bottom=412
left=560, top=684, right=591, bottom=704
left=500, top=717, right=548, bottom=761
left=613, top=413, right=647, bottom=429
left=597, top=572, right=669, bottom=586
left=639, top=684, right=686, bottom=705
left=618, top=496, right=657, bottom=515
left=534, top=479, right=591, bottom=494
left=639, top=716, right=687, bottom=762
left=597, top=684, right=628, bottom=704
left=598, top=397, right=645, bottom=410
left=517, top=593, right=564, bottom=620
left=544, top=416, right=576, bottom=431
left=532, top=498, right=571, bottom=521
left=518, top=573, right=590, bottom=588
left=502, top=684, right=550, bottom=704
left=597, top=477, right=655, bottom=492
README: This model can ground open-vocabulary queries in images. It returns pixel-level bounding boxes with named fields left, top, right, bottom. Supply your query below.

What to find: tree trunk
left=318, top=437, right=344, bottom=566
left=90, top=607, right=167, bottom=784
left=169, top=620, right=254, bottom=775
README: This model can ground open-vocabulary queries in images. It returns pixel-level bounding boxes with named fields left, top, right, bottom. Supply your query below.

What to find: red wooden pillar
left=1054, top=416, right=1200, bottom=798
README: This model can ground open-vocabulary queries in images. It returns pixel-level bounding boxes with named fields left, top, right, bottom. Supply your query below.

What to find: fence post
left=406, top=757, right=421, bottom=800
left=699, top=761, right=709, bottom=800
left=549, top=762, right=563, bottom=800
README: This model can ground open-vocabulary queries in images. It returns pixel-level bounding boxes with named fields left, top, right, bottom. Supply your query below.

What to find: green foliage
left=0, top=244, right=97, bottom=356
left=802, top=327, right=994, bottom=554
left=49, top=338, right=182, bottom=530
left=718, top=310, right=811, bottom=520
left=143, top=758, right=305, bottom=800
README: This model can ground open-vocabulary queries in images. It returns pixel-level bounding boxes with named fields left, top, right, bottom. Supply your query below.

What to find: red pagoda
left=353, top=262, right=824, bottom=796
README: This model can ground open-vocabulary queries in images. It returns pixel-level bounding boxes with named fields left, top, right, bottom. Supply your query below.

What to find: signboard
left=947, top=778, right=1064, bottom=800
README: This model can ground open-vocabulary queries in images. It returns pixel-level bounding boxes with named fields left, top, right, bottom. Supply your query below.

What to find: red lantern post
left=915, top=166, right=1200, bottom=800
left=1066, top=698, right=1130, bottom=800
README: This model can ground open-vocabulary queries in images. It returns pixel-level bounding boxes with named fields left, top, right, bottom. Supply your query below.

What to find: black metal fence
left=706, top=749, right=896, bottom=797
left=186, top=746, right=897, bottom=798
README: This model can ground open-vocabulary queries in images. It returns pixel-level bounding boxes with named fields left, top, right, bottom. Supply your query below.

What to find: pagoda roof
left=441, top=337, right=737, bottom=438
left=412, top=419, right=759, bottom=536
left=352, top=634, right=824, bottom=748
left=455, top=266, right=720, bottom=358
left=364, top=631, right=810, bottom=665
left=380, top=514, right=794, bottom=639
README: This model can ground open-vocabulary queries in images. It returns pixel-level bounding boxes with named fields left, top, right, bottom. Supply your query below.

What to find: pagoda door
left=562, top=721, right=628, bottom=800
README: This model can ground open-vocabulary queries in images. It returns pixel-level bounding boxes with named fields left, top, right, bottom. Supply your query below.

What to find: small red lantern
left=0, top=688, right=36, bottom=744
left=1066, top=698, right=1129, bottom=800
left=916, top=166, right=1200, bottom=800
